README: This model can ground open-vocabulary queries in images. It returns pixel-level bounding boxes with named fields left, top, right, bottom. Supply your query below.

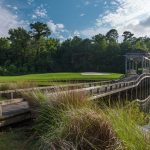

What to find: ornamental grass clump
left=62, top=108, right=120, bottom=150
left=35, top=108, right=119, bottom=150
left=104, top=101, right=150, bottom=150
left=24, top=90, right=150, bottom=150
left=25, top=90, right=119, bottom=150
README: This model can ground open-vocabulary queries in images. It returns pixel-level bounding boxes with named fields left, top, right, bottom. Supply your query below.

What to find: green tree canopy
left=122, top=31, right=134, bottom=42
left=30, top=22, right=51, bottom=40
left=106, top=29, right=119, bottom=42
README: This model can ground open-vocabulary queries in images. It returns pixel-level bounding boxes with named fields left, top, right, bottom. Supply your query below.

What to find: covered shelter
left=125, top=52, right=150, bottom=75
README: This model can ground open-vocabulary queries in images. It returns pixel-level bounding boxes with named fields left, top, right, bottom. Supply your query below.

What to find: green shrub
left=25, top=91, right=150, bottom=150
left=7, top=65, right=18, bottom=75
left=25, top=91, right=120, bottom=150
left=0, top=67, right=9, bottom=76
left=105, top=102, right=150, bottom=150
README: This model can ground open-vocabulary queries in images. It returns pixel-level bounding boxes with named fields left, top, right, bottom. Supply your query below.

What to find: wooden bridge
left=0, top=73, right=150, bottom=127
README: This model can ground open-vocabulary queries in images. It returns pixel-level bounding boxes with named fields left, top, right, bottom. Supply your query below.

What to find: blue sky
left=0, top=0, right=150, bottom=40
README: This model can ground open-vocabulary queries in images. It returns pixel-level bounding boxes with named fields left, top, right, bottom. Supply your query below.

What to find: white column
left=149, top=60, right=150, bottom=72
left=129, top=58, right=131, bottom=73
left=132, top=60, right=134, bottom=70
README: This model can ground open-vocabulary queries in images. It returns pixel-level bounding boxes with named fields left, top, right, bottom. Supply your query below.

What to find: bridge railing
left=1, top=73, right=150, bottom=104
left=89, top=73, right=150, bottom=100
left=0, top=79, right=120, bottom=100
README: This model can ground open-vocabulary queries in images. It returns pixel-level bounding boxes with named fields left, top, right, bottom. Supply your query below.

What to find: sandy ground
left=81, top=72, right=111, bottom=76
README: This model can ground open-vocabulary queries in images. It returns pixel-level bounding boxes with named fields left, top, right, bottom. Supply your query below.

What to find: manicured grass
left=0, top=73, right=123, bottom=84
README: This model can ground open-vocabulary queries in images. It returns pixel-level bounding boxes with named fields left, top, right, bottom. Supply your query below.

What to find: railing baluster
left=0, top=105, right=2, bottom=116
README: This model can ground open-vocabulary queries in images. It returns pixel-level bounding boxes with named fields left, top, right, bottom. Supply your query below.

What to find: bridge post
left=143, top=79, right=145, bottom=99
left=136, top=86, right=138, bottom=99
left=108, top=95, right=111, bottom=106
left=126, top=90, right=128, bottom=101
left=142, top=56, right=144, bottom=74
left=131, top=88, right=133, bottom=100
left=11, top=92, right=13, bottom=100
left=149, top=61, right=150, bottom=73
left=147, top=78, right=149, bottom=98
left=118, top=92, right=121, bottom=102
left=105, top=87, right=107, bottom=92
left=148, top=78, right=150, bottom=95
left=141, top=82, right=142, bottom=99
left=45, top=89, right=48, bottom=95
left=146, top=78, right=148, bottom=97
left=0, top=106, right=2, bottom=116
left=144, top=78, right=146, bottom=99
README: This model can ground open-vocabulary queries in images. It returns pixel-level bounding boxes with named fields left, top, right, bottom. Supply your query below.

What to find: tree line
left=0, top=22, right=150, bottom=75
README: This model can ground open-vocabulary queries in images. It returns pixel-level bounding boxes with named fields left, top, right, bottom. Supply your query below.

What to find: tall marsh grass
left=104, top=102, right=150, bottom=150
left=24, top=90, right=150, bottom=150
left=0, top=81, right=37, bottom=91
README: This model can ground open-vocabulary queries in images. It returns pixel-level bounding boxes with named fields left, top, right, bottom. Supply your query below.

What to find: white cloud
left=47, top=20, right=72, bottom=41
left=80, top=0, right=150, bottom=38
left=27, top=0, right=34, bottom=5
left=47, top=20, right=64, bottom=33
left=104, top=1, right=107, bottom=5
left=0, top=6, right=26, bottom=37
left=32, top=14, right=37, bottom=19
left=6, top=5, right=12, bottom=8
left=83, top=0, right=101, bottom=7
left=6, top=5, right=18, bottom=11
left=57, top=24, right=64, bottom=30
left=33, top=5, right=47, bottom=18
left=94, top=4, right=98, bottom=7
left=98, top=0, right=150, bottom=36
left=140, top=17, right=150, bottom=27
left=74, top=30, right=80, bottom=37
left=85, top=1, right=90, bottom=5
left=80, top=13, right=85, bottom=17
left=13, top=6, right=18, bottom=10
left=80, top=27, right=109, bottom=38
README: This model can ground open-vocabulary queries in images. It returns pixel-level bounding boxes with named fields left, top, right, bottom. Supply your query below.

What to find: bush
left=25, top=91, right=120, bottom=149
left=7, top=65, right=18, bottom=75
left=24, top=91, right=150, bottom=150
left=0, top=67, right=9, bottom=76
left=105, top=102, right=150, bottom=150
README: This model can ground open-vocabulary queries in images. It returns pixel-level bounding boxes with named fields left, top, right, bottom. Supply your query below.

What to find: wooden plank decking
left=0, top=99, right=30, bottom=127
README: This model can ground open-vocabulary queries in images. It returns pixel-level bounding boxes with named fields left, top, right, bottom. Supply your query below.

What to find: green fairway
left=0, top=73, right=123, bottom=85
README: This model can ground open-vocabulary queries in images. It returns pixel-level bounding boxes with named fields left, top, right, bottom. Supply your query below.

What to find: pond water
left=81, top=72, right=111, bottom=75
left=142, top=123, right=150, bottom=132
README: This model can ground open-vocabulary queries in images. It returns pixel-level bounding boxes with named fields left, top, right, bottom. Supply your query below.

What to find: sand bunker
left=81, top=72, right=111, bottom=76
